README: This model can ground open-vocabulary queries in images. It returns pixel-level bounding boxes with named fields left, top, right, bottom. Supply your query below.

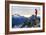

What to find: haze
left=11, top=6, right=40, bottom=17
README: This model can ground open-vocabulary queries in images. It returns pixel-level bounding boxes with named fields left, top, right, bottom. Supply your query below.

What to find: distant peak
left=14, top=14, right=20, bottom=16
left=12, top=14, right=21, bottom=18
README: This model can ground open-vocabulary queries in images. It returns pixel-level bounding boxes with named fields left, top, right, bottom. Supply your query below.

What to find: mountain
left=12, top=14, right=40, bottom=28
left=29, top=15, right=40, bottom=27
left=12, top=14, right=26, bottom=28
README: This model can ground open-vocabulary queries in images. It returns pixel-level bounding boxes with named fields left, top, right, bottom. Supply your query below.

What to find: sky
left=11, top=6, right=40, bottom=17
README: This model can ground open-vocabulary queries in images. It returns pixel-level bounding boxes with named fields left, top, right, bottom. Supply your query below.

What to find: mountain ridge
left=12, top=14, right=40, bottom=28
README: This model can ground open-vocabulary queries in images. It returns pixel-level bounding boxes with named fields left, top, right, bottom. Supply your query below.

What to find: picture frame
left=5, top=1, right=45, bottom=34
